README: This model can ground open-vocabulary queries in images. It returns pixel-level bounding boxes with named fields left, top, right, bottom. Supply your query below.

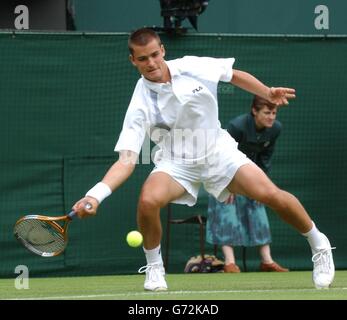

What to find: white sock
left=302, top=221, right=325, bottom=249
left=143, top=244, right=163, bottom=265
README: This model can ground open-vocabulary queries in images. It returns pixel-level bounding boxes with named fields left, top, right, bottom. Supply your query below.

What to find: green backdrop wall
left=0, top=31, right=346, bottom=278
left=72, top=0, right=346, bottom=34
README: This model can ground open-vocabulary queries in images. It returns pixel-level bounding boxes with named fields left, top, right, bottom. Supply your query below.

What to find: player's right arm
left=74, top=81, right=148, bottom=218
left=102, top=150, right=138, bottom=191
left=73, top=150, right=138, bottom=218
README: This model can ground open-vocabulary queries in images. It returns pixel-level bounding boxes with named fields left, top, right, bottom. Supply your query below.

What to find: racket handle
left=67, top=211, right=76, bottom=219
left=68, top=203, right=93, bottom=219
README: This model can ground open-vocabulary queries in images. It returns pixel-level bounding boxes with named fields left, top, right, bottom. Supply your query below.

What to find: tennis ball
left=126, top=230, right=143, bottom=248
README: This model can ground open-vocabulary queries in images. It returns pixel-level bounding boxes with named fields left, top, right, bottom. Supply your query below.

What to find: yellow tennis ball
left=126, top=230, right=143, bottom=247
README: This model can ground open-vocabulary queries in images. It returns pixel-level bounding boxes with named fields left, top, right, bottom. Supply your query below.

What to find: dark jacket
left=227, top=113, right=282, bottom=174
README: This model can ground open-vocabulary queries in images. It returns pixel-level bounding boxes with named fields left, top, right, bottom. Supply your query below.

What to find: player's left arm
left=230, top=69, right=296, bottom=106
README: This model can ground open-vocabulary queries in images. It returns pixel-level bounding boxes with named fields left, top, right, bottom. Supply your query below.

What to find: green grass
left=1, top=271, right=346, bottom=300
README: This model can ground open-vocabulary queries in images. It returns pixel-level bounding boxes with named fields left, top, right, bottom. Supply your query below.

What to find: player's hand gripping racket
left=13, top=203, right=92, bottom=257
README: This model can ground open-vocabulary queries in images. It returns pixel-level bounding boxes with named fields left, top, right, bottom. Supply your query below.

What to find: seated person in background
left=206, top=95, right=289, bottom=273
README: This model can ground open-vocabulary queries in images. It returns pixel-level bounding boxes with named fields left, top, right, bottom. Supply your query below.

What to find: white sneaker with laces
left=311, top=234, right=335, bottom=289
left=138, top=263, right=168, bottom=291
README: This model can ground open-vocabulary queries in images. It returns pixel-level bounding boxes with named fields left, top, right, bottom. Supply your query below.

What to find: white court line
left=7, top=287, right=347, bottom=300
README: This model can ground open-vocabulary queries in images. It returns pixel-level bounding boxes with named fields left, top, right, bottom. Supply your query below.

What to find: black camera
left=159, top=0, right=209, bottom=31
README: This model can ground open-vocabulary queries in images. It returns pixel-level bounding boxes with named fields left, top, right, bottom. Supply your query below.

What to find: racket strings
left=14, top=219, right=66, bottom=255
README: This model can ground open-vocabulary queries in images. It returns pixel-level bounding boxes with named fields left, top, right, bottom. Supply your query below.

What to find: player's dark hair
left=251, top=95, right=277, bottom=113
left=128, top=28, right=162, bottom=54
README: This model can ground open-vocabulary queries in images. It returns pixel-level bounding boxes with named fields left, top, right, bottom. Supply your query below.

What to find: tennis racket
left=14, top=203, right=92, bottom=257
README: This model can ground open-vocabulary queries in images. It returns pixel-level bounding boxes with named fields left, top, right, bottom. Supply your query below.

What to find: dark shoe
left=260, top=261, right=289, bottom=272
left=224, top=263, right=241, bottom=273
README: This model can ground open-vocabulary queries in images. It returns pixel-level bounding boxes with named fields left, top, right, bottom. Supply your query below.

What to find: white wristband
left=85, top=182, right=112, bottom=204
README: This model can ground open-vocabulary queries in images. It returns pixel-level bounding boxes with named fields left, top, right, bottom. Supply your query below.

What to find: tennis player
left=73, top=28, right=335, bottom=291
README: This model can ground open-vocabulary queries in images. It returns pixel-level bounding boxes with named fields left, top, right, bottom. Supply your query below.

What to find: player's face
left=129, top=39, right=169, bottom=83
left=253, top=106, right=277, bottom=129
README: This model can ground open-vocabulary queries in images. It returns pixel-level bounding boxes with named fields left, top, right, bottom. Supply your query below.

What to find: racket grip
left=68, top=203, right=93, bottom=219
left=67, top=211, right=76, bottom=219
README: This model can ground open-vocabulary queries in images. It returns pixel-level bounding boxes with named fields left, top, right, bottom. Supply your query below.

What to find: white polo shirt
left=114, top=56, right=235, bottom=163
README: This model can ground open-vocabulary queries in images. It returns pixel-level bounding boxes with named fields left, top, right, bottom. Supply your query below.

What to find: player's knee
left=259, top=187, right=282, bottom=207
left=262, top=188, right=290, bottom=211
left=138, top=194, right=162, bottom=216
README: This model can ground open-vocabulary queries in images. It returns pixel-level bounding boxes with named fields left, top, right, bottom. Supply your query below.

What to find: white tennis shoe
left=311, top=234, right=335, bottom=289
left=138, top=263, right=168, bottom=291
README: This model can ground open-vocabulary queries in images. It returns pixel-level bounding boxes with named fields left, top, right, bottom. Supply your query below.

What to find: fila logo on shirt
left=192, top=86, right=203, bottom=94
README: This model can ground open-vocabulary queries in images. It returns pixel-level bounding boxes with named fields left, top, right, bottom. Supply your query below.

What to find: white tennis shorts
left=151, top=130, right=252, bottom=206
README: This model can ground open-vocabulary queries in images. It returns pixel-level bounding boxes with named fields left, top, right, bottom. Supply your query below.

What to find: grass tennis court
left=1, top=271, right=347, bottom=300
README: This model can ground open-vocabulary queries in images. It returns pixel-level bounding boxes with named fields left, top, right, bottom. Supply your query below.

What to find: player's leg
left=138, top=171, right=186, bottom=249
left=137, top=171, right=186, bottom=291
left=227, top=163, right=335, bottom=288
left=228, top=163, right=312, bottom=232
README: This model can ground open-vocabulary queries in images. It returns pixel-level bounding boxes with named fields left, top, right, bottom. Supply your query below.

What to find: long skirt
left=206, top=194, right=272, bottom=247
